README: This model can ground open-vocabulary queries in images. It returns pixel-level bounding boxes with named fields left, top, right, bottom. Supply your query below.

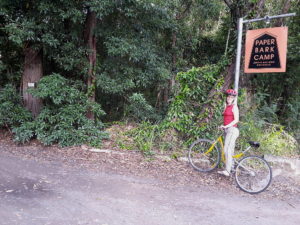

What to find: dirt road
left=0, top=148, right=299, bottom=225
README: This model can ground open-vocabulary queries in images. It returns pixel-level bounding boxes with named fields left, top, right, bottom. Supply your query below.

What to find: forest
left=0, top=0, right=299, bottom=157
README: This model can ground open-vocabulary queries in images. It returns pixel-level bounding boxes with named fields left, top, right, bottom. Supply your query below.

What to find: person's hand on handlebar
left=218, top=125, right=226, bottom=130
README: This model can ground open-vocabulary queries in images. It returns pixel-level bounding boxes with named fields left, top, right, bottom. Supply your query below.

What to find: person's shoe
left=217, top=170, right=230, bottom=176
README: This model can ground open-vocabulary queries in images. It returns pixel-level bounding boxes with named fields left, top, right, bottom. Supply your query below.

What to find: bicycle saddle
left=248, top=141, right=260, bottom=148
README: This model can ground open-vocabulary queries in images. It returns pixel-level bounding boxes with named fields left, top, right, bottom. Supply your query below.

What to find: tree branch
left=223, top=0, right=233, bottom=9
left=274, top=0, right=291, bottom=26
left=255, top=0, right=266, bottom=18
left=176, top=0, right=193, bottom=20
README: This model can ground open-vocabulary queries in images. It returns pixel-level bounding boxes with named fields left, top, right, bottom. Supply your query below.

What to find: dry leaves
left=0, top=128, right=299, bottom=201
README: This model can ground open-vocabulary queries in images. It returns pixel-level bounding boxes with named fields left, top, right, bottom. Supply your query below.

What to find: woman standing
left=218, top=89, right=239, bottom=176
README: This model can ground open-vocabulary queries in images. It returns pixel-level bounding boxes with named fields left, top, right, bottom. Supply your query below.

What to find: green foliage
left=127, top=121, right=185, bottom=156
left=126, top=59, right=229, bottom=155
left=239, top=90, right=299, bottom=157
left=0, top=0, right=227, bottom=122
left=128, top=122, right=159, bottom=156
left=240, top=118, right=298, bottom=157
left=285, top=96, right=300, bottom=143
left=96, top=0, right=172, bottom=95
left=93, top=0, right=174, bottom=118
left=0, top=0, right=298, bottom=157
left=125, top=93, right=161, bottom=122
left=0, top=84, right=33, bottom=129
left=12, top=121, right=35, bottom=143
left=13, top=74, right=108, bottom=147
left=166, top=59, right=228, bottom=141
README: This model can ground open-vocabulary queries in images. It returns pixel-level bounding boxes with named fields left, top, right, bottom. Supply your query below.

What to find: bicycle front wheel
left=188, top=139, right=221, bottom=172
left=235, top=156, right=272, bottom=194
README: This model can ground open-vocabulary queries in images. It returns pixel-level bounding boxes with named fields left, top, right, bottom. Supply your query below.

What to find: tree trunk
left=157, top=31, right=177, bottom=109
left=22, top=47, right=43, bottom=118
left=170, top=32, right=177, bottom=89
left=274, top=0, right=291, bottom=26
left=84, top=8, right=97, bottom=120
left=224, top=0, right=266, bottom=28
left=156, top=1, right=193, bottom=109
left=165, top=32, right=177, bottom=105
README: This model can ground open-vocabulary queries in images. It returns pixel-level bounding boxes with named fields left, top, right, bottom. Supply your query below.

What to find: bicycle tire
left=188, top=139, right=221, bottom=172
left=235, top=156, right=272, bottom=194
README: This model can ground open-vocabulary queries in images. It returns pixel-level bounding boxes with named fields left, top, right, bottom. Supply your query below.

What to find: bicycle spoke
left=188, top=139, right=220, bottom=172
left=235, top=156, right=272, bottom=194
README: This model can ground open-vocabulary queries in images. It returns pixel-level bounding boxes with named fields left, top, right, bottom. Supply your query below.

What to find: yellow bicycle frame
left=210, top=135, right=244, bottom=163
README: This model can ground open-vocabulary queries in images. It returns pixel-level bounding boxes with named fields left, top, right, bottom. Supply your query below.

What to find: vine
left=127, top=58, right=230, bottom=155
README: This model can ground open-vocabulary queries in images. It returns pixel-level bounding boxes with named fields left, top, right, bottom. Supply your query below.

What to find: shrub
left=0, top=84, right=33, bottom=130
left=240, top=120, right=298, bottom=157
left=127, top=121, right=185, bottom=156
left=239, top=91, right=298, bottom=157
left=125, top=93, right=161, bottom=122
left=165, top=60, right=228, bottom=142
left=126, top=60, right=229, bottom=156
left=285, top=96, right=300, bottom=145
left=13, top=74, right=108, bottom=147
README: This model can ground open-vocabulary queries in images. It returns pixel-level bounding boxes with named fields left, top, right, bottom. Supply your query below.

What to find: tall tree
left=165, top=0, right=193, bottom=107
left=93, top=0, right=173, bottom=120
left=84, top=7, right=97, bottom=119
left=154, top=0, right=225, bottom=109
left=1, top=0, right=84, bottom=116
left=1, top=0, right=45, bottom=117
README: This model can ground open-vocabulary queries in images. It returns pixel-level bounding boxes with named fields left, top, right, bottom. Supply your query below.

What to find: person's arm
left=220, top=105, right=239, bottom=129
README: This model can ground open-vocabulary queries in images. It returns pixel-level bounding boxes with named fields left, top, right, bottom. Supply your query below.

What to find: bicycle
left=188, top=133, right=272, bottom=194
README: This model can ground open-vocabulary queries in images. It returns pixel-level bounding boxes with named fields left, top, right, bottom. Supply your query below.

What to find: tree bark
left=163, top=31, right=177, bottom=106
left=255, top=0, right=266, bottom=18
left=170, top=32, right=177, bottom=89
left=224, top=0, right=266, bottom=28
left=274, top=0, right=291, bottom=26
left=22, top=47, right=43, bottom=118
left=84, top=8, right=97, bottom=120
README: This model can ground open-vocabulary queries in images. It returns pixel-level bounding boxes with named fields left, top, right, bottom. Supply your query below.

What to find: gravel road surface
left=0, top=150, right=299, bottom=225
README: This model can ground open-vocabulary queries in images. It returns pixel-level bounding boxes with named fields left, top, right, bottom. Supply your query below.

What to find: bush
left=127, top=86, right=299, bottom=158
left=239, top=90, right=299, bottom=157
left=125, top=93, right=161, bottom=122
left=240, top=120, right=298, bottom=157
left=125, top=61, right=299, bottom=157
left=285, top=96, right=300, bottom=145
left=0, top=84, right=33, bottom=129
left=165, top=60, right=228, bottom=142
left=13, top=74, right=108, bottom=147
left=127, top=121, right=185, bottom=156
left=126, top=60, right=229, bottom=156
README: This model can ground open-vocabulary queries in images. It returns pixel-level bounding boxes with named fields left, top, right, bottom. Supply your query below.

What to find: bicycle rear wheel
left=188, top=139, right=221, bottom=172
left=235, top=156, right=272, bottom=194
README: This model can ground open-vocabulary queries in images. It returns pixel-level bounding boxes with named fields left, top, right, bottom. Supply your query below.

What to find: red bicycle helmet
left=225, top=89, right=238, bottom=96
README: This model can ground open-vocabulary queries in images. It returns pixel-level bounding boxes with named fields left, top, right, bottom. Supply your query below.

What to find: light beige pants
left=224, top=127, right=239, bottom=173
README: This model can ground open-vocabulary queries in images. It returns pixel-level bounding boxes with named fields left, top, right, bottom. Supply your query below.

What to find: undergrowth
left=12, top=74, right=108, bottom=147
left=122, top=60, right=299, bottom=158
